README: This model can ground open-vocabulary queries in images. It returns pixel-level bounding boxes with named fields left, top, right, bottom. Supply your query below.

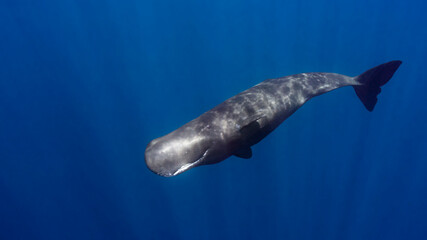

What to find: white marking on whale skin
left=173, top=149, right=209, bottom=176
left=160, top=135, right=204, bottom=155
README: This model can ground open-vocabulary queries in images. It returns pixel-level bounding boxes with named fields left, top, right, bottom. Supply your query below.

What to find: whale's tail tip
left=353, top=60, right=402, bottom=112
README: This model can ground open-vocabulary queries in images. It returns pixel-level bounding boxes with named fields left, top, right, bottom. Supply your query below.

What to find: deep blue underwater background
left=1, top=0, right=427, bottom=239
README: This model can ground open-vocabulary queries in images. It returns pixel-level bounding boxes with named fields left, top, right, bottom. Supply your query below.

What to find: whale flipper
left=354, top=60, right=402, bottom=111
left=234, top=147, right=252, bottom=159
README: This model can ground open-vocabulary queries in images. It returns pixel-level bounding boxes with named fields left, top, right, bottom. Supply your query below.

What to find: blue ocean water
left=1, top=0, right=426, bottom=239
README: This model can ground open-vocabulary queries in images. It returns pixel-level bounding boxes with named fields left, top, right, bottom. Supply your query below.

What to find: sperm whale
left=145, top=61, right=402, bottom=177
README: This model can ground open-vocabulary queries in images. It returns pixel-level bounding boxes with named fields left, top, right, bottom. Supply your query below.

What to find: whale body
left=145, top=61, right=402, bottom=177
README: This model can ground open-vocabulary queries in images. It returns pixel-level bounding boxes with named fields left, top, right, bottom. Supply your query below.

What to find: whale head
left=145, top=130, right=210, bottom=177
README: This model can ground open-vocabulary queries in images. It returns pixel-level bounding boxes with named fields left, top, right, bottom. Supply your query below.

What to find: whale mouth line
left=172, top=149, right=209, bottom=176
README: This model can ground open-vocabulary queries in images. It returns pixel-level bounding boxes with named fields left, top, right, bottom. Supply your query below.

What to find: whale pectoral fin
left=240, top=120, right=261, bottom=136
left=234, top=147, right=252, bottom=159
left=237, top=115, right=269, bottom=148
left=240, top=113, right=266, bottom=128
left=239, top=115, right=265, bottom=135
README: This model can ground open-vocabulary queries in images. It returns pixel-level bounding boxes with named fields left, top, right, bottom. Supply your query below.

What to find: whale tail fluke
left=353, top=60, right=402, bottom=111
